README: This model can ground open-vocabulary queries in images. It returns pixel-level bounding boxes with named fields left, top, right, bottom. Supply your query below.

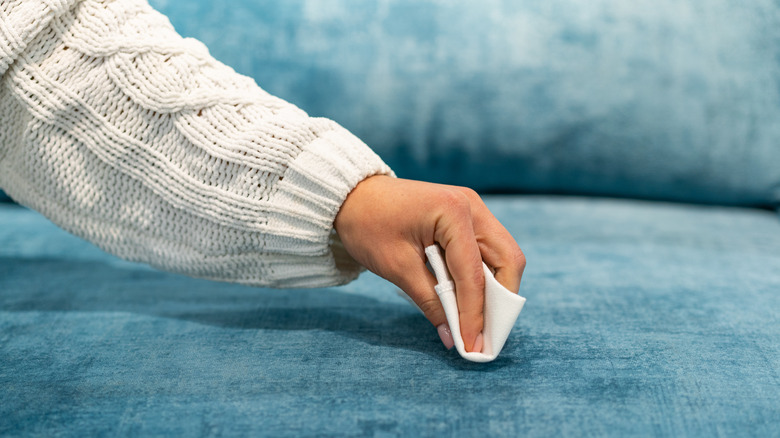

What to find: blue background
left=145, top=0, right=780, bottom=206
left=3, top=0, right=780, bottom=206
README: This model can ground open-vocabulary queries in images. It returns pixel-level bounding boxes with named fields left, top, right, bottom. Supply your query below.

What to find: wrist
left=334, top=174, right=392, bottom=232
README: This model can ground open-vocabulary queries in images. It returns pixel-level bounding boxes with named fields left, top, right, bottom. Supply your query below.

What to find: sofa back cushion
left=111, top=2, right=780, bottom=205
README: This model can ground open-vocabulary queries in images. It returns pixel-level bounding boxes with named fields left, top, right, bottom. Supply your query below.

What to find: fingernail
left=437, top=323, right=454, bottom=350
left=472, top=332, right=484, bottom=353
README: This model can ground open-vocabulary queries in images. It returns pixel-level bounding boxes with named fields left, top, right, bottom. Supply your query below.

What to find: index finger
left=435, top=196, right=485, bottom=353
left=451, top=186, right=525, bottom=293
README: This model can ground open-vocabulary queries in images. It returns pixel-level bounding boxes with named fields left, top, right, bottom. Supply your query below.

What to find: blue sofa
left=2, top=1, right=779, bottom=436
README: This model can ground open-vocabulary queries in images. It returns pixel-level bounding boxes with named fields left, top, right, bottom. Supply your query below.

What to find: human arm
left=0, top=0, right=391, bottom=287
left=0, top=0, right=526, bottom=350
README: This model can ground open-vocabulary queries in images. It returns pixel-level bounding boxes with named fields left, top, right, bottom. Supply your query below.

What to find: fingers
left=487, top=246, right=526, bottom=293
left=392, top=255, right=447, bottom=329
left=434, top=192, right=485, bottom=353
left=333, top=175, right=523, bottom=356
left=425, top=186, right=525, bottom=354
left=474, top=230, right=526, bottom=294
left=453, top=187, right=526, bottom=294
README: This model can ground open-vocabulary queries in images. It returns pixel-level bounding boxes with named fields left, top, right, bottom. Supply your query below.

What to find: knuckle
left=417, top=296, right=442, bottom=318
left=473, top=272, right=486, bottom=294
left=438, top=189, right=471, bottom=215
left=458, top=186, right=481, bottom=202
left=511, top=246, right=527, bottom=271
left=454, top=246, right=484, bottom=277
left=470, top=257, right=486, bottom=285
left=460, top=260, right=486, bottom=296
left=470, top=255, right=487, bottom=287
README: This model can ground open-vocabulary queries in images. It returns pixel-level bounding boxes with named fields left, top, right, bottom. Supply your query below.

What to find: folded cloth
left=398, top=245, right=526, bottom=362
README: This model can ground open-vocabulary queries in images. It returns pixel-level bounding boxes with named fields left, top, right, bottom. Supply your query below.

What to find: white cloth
left=0, top=0, right=392, bottom=288
left=422, top=245, right=526, bottom=362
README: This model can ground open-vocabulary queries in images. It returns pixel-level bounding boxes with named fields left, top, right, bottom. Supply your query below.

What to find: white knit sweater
left=0, top=0, right=393, bottom=287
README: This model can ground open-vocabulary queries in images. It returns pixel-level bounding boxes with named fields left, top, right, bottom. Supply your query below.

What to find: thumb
left=392, top=261, right=453, bottom=349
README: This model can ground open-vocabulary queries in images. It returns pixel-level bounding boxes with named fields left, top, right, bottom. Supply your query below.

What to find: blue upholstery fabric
left=2, top=198, right=778, bottom=436
left=145, top=0, right=780, bottom=206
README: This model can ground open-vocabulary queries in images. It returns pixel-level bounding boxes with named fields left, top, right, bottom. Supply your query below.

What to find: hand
left=333, top=175, right=526, bottom=352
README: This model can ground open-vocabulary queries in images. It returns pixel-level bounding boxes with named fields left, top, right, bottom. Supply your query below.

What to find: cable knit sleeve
left=0, top=0, right=394, bottom=288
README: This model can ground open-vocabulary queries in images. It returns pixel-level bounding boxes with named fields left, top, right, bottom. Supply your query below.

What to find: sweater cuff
left=265, top=121, right=394, bottom=287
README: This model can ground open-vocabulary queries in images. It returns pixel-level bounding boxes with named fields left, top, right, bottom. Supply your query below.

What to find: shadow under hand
left=1, top=257, right=510, bottom=366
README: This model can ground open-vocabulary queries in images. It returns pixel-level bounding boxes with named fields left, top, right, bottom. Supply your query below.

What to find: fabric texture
left=0, top=0, right=392, bottom=288
left=148, top=0, right=780, bottom=207
left=1, top=196, right=778, bottom=436
left=424, top=244, right=526, bottom=362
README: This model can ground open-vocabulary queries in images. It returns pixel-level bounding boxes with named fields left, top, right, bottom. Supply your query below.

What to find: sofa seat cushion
left=1, top=196, right=778, bottom=436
